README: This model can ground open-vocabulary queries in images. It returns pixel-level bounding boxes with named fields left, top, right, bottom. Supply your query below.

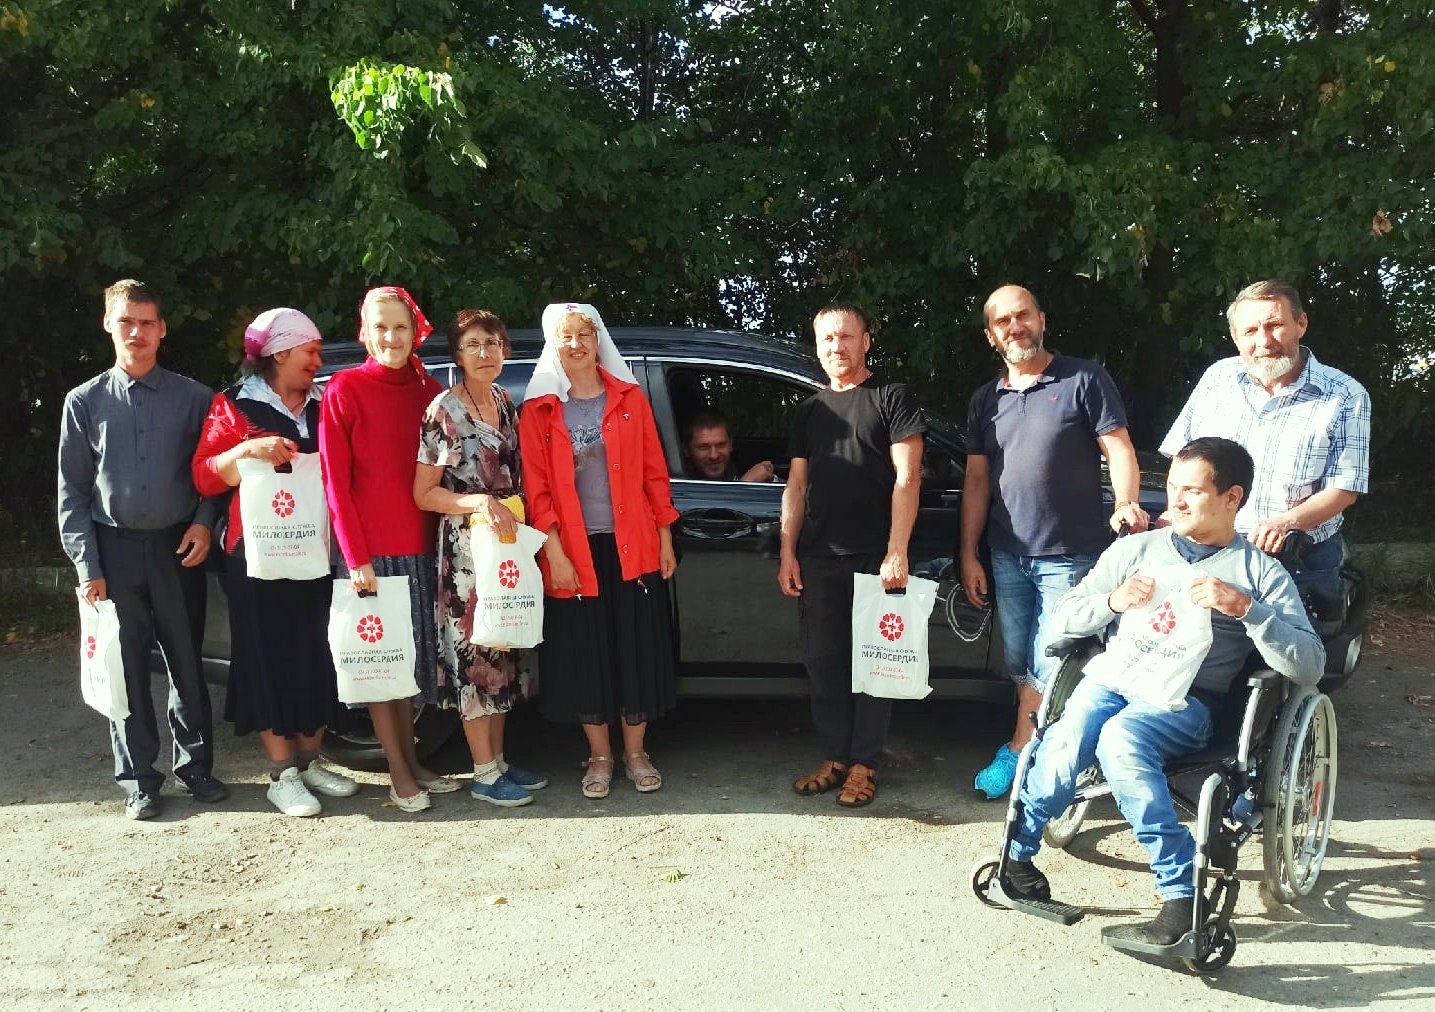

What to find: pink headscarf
left=243, top=308, right=321, bottom=361
left=357, top=286, right=434, bottom=346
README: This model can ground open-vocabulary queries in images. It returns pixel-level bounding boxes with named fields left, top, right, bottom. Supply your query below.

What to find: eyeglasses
left=458, top=340, right=504, bottom=356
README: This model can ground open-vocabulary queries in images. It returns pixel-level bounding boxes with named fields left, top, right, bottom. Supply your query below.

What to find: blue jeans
left=1008, top=680, right=1215, bottom=899
left=991, top=550, right=1097, bottom=691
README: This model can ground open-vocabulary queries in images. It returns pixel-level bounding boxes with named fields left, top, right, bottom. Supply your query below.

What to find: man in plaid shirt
left=1160, top=280, right=1370, bottom=600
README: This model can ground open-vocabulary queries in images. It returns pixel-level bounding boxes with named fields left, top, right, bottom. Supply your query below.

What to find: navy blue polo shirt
left=965, top=354, right=1127, bottom=557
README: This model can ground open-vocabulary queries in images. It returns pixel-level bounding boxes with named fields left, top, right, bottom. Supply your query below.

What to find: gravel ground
left=1, top=618, right=1432, bottom=1011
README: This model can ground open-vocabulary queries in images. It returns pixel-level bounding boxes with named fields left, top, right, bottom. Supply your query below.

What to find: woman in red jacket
left=519, top=302, right=679, bottom=798
left=193, top=308, right=359, bottom=817
left=321, top=287, right=456, bottom=813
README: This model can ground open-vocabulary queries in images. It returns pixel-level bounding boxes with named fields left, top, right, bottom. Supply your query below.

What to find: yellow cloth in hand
left=468, top=495, right=526, bottom=544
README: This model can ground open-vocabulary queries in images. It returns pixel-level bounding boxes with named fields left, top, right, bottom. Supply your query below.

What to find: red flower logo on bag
left=356, top=615, right=384, bottom=643
left=272, top=489, right=295, bottom=518
left=85, top=635, right=97, bottom=660
left=498, top=559, right=520, bottom=589
left=879, top=612, right=905, bottom=642
left=1150, top=602, right=1177, bottom=635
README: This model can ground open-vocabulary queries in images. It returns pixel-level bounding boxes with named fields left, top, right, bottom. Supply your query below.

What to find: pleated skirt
left=223, top=559, right=336, bottom=737
left=538, top=533, right=676, bottom=725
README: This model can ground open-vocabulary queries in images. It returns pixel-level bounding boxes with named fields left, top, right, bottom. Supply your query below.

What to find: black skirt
left=538, top=533, right=677, bottom=725
left=224, top=559, right=338, bottom=737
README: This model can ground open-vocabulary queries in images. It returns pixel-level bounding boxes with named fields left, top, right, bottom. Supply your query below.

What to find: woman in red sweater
left=519, top=302, right=679, bottom=799
left=320, top=286, right=455, bottom=812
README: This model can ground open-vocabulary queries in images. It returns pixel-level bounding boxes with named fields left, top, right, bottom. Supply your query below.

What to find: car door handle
left=678, top=508, right=756, bottom=540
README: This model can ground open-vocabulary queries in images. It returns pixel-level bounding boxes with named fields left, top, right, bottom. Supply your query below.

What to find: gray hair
left=1226, top=281, right=1303, bottom=329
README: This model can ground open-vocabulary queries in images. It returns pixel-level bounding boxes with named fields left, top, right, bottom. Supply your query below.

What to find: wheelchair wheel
left=970, top=859, right=1004, bottom=908
left=1182, top=919, right=1237, bottom=973
left=1043, top=766, right=1099, bottom=848
left=1262, top=691, right=1338, bottom=903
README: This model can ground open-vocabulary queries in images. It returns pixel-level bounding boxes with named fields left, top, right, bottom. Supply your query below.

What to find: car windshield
left=921, top=411, right=965, bottom=455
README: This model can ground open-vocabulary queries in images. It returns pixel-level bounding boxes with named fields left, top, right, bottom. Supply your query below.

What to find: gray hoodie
left=1054, top=529, right=1325, bottom=695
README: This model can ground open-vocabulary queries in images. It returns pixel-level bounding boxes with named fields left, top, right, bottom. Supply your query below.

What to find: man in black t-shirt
left=779, top=303, right=925, bottom=807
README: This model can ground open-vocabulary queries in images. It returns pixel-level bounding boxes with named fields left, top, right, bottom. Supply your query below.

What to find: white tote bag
left=75, top=589, right=128, bottom=722
left=236, top=452, right=331, bottom=581
left=469, top=524, right=549, bottom=650
left=328, top=576, right=419, bottom=704
left=1083, top=564, right=1215, bottom=710
left=851, top=573, right=939, bottom=700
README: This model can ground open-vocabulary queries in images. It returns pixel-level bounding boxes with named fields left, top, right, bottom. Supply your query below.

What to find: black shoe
left=1127, top=897, right=1195, bottom=946
left=180, top=775, right=230, bottom=803
left=124, top=791, right=162, bottom=820
left=1000, top=859, right=1052, bottom=902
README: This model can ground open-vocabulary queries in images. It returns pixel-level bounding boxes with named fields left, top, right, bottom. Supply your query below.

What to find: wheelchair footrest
left=1101, top=925, right=1200, bottom=959
left=1007, top=896, right=1085, bottom=926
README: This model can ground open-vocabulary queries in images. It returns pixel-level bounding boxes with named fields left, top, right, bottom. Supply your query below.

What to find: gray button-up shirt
left=57, top=365, right=219, bottom=582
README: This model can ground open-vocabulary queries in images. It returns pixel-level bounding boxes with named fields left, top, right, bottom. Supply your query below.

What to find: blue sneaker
left=469, top=773, right=533, bottom=807
left=501, top=762, right=548, bottom=791
left=974, top=744, right=1019, bottom=800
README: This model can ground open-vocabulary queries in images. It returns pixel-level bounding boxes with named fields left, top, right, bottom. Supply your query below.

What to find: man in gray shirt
left=58, top=279, right=227, bottom=819
left=999, top=437, right=1322, bottom=944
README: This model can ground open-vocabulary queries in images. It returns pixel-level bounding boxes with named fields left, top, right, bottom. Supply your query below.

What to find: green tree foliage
left=2, top=0, right=1431, bottom=555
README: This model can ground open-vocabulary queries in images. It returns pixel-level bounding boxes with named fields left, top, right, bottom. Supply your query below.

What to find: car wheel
left=321, top=705, right=461, bottom=773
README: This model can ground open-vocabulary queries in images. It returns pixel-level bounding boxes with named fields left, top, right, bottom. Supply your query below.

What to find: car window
left=921, top=439, right=962, bottom=491
left=495, top=361, right=536, bottom=406
left=664, top=365, right=816, bottom=482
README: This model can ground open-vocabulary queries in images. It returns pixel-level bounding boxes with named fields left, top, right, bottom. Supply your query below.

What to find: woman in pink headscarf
left=320, top=287, right=455, bottom=813
left=193, top=308, right=360, bottom=817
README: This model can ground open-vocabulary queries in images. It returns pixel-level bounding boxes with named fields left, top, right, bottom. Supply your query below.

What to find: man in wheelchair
left=998, top=436, right=1325, bottom=946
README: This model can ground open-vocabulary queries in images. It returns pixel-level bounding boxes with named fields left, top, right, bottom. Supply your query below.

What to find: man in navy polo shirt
left=960, top=285, right=1148, bottom=799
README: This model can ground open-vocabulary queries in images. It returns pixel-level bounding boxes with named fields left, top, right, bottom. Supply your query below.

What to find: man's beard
left=1003, top=339, right=1044, bottom=364
left=1244, top=354, right=1297, bottom=384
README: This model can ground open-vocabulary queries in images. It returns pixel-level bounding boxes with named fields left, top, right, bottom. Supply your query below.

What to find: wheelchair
left=969, top=636, right=1340, bottom=973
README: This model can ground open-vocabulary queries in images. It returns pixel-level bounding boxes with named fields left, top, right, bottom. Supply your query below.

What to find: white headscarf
left=525, top=302, right=638, bottom=403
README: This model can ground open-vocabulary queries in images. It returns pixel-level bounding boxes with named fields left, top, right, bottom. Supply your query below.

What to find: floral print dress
left=418, top=385, right=535, bottom=717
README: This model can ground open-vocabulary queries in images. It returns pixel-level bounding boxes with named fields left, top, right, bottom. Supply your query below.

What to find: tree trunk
left=1313, top=0, right=1344, bottom=34
left=1128, top=0, right=1188, bottom=447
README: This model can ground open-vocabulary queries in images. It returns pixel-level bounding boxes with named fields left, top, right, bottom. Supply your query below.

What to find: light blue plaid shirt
left=1159, top=349, right=1370, bottom=544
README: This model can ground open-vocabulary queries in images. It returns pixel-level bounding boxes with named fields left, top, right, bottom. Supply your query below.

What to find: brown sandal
left=623, top=751, right=663, bottom=793
left=836, top=763, right=877, bottom=807
left=793, top=759, right=849, bottom=796
left=581, top=756, right=613, bottom=799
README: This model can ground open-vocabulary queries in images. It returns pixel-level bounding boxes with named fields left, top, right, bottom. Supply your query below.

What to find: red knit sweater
left=319, top=357, right=441, bottom=568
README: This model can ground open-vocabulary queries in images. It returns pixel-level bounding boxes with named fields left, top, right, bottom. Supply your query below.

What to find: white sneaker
left=267, top=768, right=322, bottom=817
left=301, top=763, right=359, bottom=798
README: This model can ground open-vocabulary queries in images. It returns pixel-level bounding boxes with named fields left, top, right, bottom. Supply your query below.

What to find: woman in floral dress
left=414, top=309, right=545, bottom=807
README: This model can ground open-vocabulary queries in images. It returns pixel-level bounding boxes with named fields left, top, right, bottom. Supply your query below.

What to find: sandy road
left=1, top=635, right=1432, bottom=1011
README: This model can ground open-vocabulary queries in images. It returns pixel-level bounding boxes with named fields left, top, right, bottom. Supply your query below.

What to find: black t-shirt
left=787, top=374, right=925, bottom=556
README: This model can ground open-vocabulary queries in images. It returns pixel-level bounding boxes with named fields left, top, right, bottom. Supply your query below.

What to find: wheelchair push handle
left=1275, top=529, right=1314, bottom=568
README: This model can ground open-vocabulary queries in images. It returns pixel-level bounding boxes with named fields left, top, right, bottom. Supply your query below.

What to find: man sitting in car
left=683, top=407, right=776, bottom=482
left=1000, top=437, right=1323, bottom=945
